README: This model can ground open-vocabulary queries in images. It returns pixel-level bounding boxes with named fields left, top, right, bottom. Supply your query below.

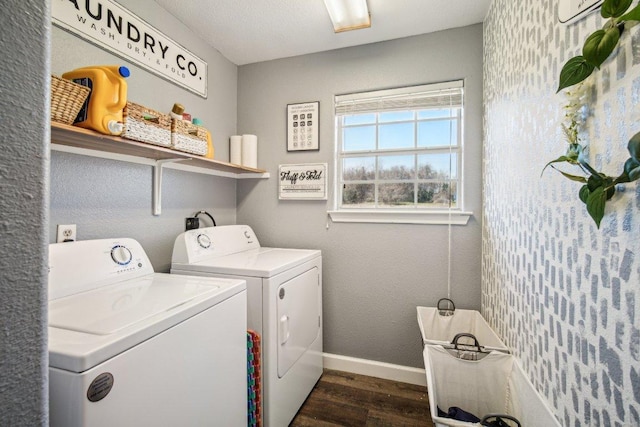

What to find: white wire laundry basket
left=417, top=298, right=509, bottom=353
left=424, top=339, right=561, bottom=427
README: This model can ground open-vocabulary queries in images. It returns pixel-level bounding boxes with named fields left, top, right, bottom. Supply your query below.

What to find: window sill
left=327, top=210, right=473, bottom=225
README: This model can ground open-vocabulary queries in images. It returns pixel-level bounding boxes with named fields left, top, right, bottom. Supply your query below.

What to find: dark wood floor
left=290, top=369, right=435, bottom=426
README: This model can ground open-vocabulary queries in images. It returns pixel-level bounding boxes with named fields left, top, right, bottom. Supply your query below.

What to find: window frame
left=328, top=81, right=473, bottom=225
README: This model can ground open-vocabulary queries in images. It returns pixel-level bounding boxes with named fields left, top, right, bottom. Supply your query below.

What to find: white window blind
left=335, top=81, right=463, bottom=116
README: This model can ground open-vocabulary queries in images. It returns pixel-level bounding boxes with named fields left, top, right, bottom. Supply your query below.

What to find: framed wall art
left=52, top=0, right=208, bottom=97
left=279, top=163, right=327, bottom=200
left=287, top=101, right=319, bottom=151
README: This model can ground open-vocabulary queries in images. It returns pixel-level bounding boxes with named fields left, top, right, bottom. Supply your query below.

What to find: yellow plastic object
left=205, top=130, right=214, bottom=159
left=62, top=65, right=129, bottom=135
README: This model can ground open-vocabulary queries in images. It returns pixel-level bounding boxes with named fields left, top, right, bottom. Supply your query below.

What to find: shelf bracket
left=153, top=158, right=192, bottom=216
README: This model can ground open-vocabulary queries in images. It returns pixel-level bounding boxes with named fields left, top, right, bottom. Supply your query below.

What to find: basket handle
left=480, top=414, right=521, bottom=427
left=437, top=298, right=455, bottom=316
left=451, top=333, right=482, bottom=351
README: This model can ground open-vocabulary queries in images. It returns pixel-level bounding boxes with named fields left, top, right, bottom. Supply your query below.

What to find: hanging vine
left=543, top=0, right=640, bottom=228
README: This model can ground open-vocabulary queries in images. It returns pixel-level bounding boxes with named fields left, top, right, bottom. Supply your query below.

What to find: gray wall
left=484, top=1, right=640, bottom=425
left=0, top=0, right=50, bottom=425
left=237, top=25, right=483, bottom=368
left=50, top=0, right=239, bottom=271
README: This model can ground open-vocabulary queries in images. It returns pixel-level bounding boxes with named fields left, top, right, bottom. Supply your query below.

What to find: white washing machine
left=48, top=238, right=247, bottom=427
left=171, top=225, right=323, bottom=427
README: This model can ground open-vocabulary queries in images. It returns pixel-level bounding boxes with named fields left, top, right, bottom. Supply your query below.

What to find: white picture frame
left=279, top=163, right=327, bottom=200
left=52, top=0, right=208, bottom=97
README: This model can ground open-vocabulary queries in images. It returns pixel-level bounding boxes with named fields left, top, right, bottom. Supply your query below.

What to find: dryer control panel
left=172, top=225, right=261, bottom=264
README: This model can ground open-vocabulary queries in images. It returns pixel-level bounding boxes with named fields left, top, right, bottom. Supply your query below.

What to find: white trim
left=328, top=210, right=472, bottom=225
left=323, top=353, right=426, bottom=387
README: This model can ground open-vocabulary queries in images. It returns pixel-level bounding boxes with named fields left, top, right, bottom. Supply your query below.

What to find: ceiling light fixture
left=323, top=0, right=371, bottom=33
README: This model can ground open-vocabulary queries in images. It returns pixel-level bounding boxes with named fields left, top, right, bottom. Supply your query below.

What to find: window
left=329, top=80, right=472, bottom=225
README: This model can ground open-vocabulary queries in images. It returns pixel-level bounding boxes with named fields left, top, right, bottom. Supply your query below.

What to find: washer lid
left=175, top=247, right=321, bottom=278
left=48, top=273, right=246, bottom=372
left=50, top=275, right=221, bottom=335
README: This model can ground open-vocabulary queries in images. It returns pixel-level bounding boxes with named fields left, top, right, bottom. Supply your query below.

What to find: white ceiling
left=154, top=0, right=491, bottom=66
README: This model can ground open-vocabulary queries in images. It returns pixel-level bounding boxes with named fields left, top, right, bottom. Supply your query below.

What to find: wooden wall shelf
left=50, top=122, right=269, bottom=215
left=50, top=122, right=269, bottom=179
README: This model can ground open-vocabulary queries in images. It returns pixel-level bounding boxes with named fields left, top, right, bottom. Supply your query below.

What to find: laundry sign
left=52, top=0, right=208, bottom=97
left=279, top=163, right=327, bottom=200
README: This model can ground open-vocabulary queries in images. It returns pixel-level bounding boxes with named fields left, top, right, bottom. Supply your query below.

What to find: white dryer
left=171, top=225, right=322, bottom=427
left=48, top=238, right=247, bottom=427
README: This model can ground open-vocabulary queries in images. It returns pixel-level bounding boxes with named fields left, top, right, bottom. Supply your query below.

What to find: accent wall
left=483, top=1, right=640, bottom=425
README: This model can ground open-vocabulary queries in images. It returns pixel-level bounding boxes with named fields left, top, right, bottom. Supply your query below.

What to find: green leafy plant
left=543, top=84, right=640, bottom=227
left=557, top=0, right=640, bottom=92
left=543, top=134, right=640, bottom=228
left=548, top=0, right=640, bottom=228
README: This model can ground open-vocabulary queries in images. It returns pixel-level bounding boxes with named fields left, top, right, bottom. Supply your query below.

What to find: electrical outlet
left=185, top=217, right=199, bottom=230
left=56, top=224, right=77, bottom=243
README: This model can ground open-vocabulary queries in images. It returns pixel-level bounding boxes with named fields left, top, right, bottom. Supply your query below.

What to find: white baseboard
left=322, top=353, right=426, bottom=387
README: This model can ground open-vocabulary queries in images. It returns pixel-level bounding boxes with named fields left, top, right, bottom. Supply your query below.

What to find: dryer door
left=276, top=267, right=320, bottom=378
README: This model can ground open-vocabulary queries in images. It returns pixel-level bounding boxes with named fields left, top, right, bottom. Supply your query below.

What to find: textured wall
left=50, top=0, right=239, bottom=271
left=50, top=153, right=237, bottom=272
left=483, top=1, right=640, bottom=426
left=238, top=25, right=484, bottom=368
left=0, top=0, right=50, bottom=425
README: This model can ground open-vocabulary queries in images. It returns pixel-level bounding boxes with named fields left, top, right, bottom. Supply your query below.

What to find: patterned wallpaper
left=483, top=1, right=640, bottom=426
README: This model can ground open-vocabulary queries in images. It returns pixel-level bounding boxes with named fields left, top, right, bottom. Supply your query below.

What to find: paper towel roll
left=241, top=134, right=258, bottom=168
left=229, top=135, right=242, bottom=165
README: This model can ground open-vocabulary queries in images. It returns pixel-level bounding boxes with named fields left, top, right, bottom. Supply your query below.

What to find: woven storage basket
left=50, top=75, right=91, bottom=125
left=122, top=102, right=172, bottom=147
left=171, top=119, right=208, bottom=155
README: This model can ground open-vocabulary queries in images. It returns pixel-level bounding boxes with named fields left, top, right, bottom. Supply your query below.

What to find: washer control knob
left=111, top=245, right=132, bottom=266
left=244, top=230, right=251, bottom=239
left=197, top=234, right=211, bottom=249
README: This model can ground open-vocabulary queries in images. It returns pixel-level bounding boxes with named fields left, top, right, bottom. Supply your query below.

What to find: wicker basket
left=171, top=119, right=208, bottom=155
left=50, top=75, right=91, bottom=125
left=122, top=102, right=172, bottom=147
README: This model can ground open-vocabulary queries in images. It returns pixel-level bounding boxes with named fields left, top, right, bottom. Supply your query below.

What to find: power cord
left=194, top=210, right=216, bottom=227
